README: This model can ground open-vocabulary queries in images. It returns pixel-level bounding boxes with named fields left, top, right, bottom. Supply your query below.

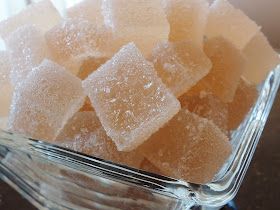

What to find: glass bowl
left=0, top=1, right=280, bottom=209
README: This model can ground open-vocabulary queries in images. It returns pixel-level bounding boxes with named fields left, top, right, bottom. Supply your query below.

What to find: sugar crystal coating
left=138, top=108, right=231, bottom=184
left=206, top=0, right=259, bottom=49
left=67, top=0, right=104, bottom=27
left=8, top=60, right=86, bottom=141
left=228, top=78, right=258, bottom=130
left=83, top=43, right=181, bottom=151
left=242, top=31, right=280, bottom=84
left=163, top=0, right=209, bottom=46
left=6, top=25, right=51, bottom=86
left=0, top=0, right=61, bottom=40
left=179, top=91, right=228, bottom=133
left=0, top=51, right=11, bottom=87
left=102, top=0, right=170, bottom=57
left=56, top=111, right=144, bottom=168
left=190, top=37, right=245, bottom=103
left=152, top=41, right=212, bottom=97
left=45, top=18, right=111, bottom=75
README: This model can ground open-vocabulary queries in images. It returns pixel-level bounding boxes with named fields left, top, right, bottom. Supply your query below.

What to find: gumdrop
left=206, top=0, right=260, bottom=49
left=139, top=108, right=231, bottom=184
left=228, top=78, right=258, bottom=130
left=8, top=60, right=86, bottom=141
left=6, top=25, right=50, bottom=85
left=179, top=91, right=228, bottom=133
left=206, top=0, right=259, bottom=49
left=163, top=0, right=209, bottom=46
left=57, top=111, right=144, bottom=168
left=242, top=31, right=280, bottom=84
left=190, top=37, right=245, bottom=103
left=83, top=43, right=180, bottom=151
left=151, top=41, right=212, bottom=97
left=67, top=0, right=104, bottom=27
left=45, top=18, right=111, bottom=75
left=102, top=0, right=170, bottom=57
left=0, top=0, right=61, bottom=40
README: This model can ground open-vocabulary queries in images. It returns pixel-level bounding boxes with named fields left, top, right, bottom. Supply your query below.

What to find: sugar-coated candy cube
left=0, top=117, right=8, bottom=130
left=163, top=0, right=209, bottom=46
left=102, top=0, right=170, bottom=57
left=228, top=78, right=258, bottom=130
left=57, top=111, right=143, bottom=168
left=77, top=56, right=108, bottom=80
left=0, top=51, right=11, bottom=87
left=56, top=111, right=101, bottom=141
left=179, top=91, right=228, bottom=133
left=83, top=43, right=180, bottom=151
left=190, top=37, right=245, bottom=103
left=138, top=108, right=231, bottom=184
left=6, top=25, right=50, bottom=85
left=242, top=31, right=280, bottom=84
left=45, top=18, right=111, bottom=75
left=8, top=60, right=86, bottom=141
left=67, top=0, right=104, bottom=27
left=152, top=41, right=212, bottom=97
left=0, top=83, right=13, bottom=117
left=206, top=0, right=259, bottom=49
left=0, top=0, right=61, bottom=40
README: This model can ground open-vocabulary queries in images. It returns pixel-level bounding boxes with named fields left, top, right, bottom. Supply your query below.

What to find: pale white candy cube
left=0, top=0, right=61, bottom=40
left=8, top=60, right=86, bottom=141
left=206, top=0, right=260, bottom=49
left=83, top=43, right=180, bottom=151
left=102, top=0, right=170, bottom=57
left=6, top=25, right=51, bottom=85
left=67, top=0, right=104, bottom=27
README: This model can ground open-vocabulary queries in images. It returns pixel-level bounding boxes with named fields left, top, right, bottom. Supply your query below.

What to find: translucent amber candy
left=8, top=60, right=86, bottom=141
left=163, top=0, right=209, bottom=46
left=179, top=91, right=228, bottom=133
left=6, top=25, right=50, bottom=85
left=102, top=0, right=170, bottom=57
left=0, top=51, right=12, bottom=118
left=206, top=0, right=259, bottom=50
left=79, top=98, right=95, bottom=112
left=228, top=78, right=258, bottom=130
left=190, top=37, right=245, bottom=103
left=139, top=158, right=162, bottom=175
left=0, top=0, right=61, bottom=40
left=138, top=108, right=231, bottom=184
left=83, top=43, right=180, bottom=151
left=242, top=31, right=280, bottom=84
left=45, top=18, right=111, bottom=74
left=56, top=111, right=144, bottom=168
left=77, top=56, right=108, bottom=80
left=151, top=41, right=212, bottom=97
